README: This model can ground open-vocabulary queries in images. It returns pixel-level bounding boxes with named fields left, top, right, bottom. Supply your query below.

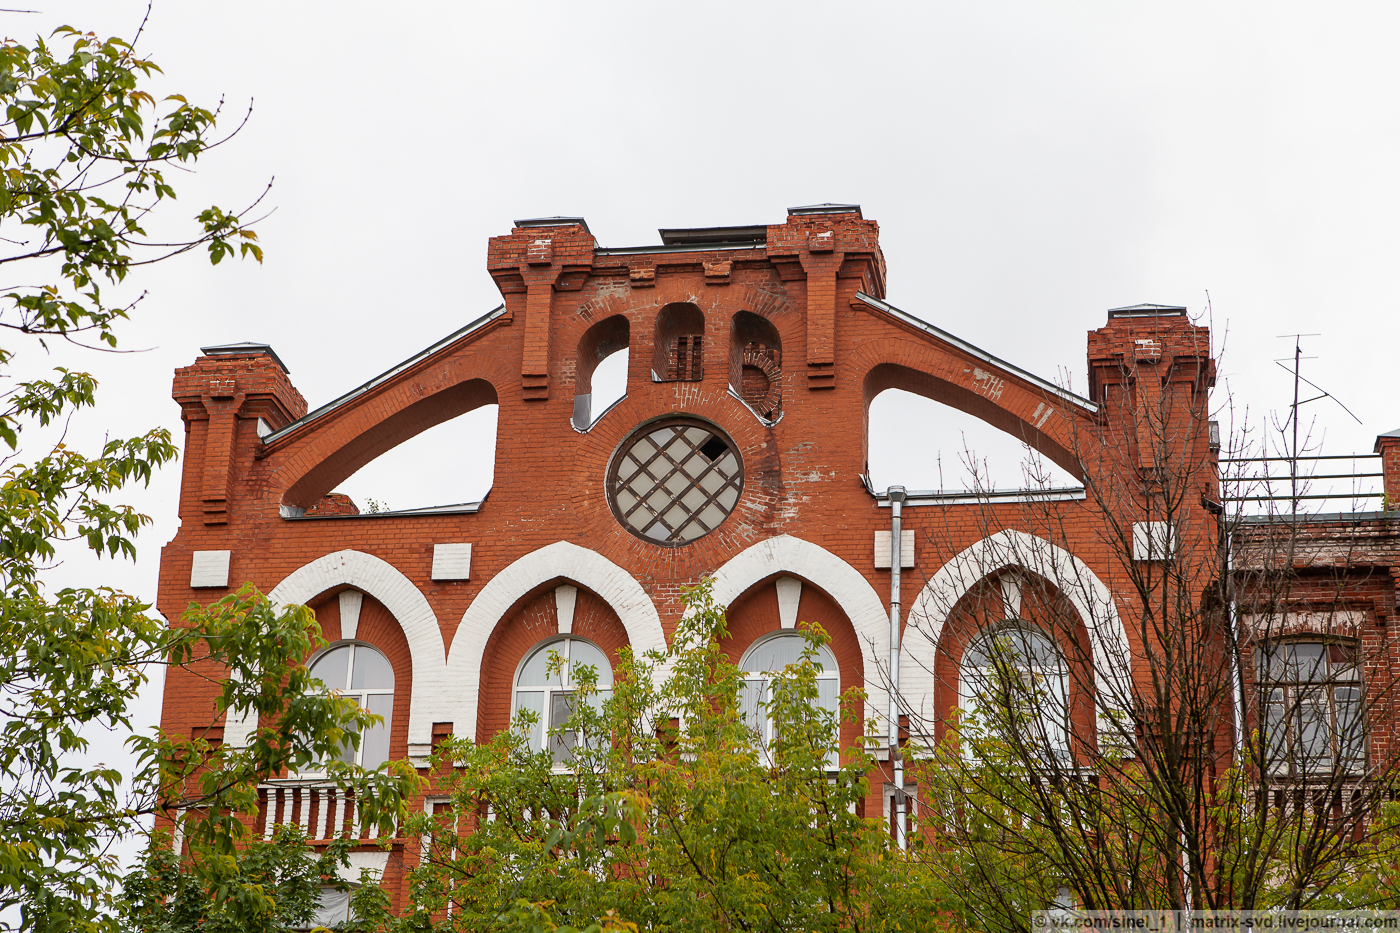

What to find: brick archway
left=219, top=549, right=449, bottom=750
left=849, top=317, right=1101, bottom=480
left=444, top=540, right=665, bottom=741
left=720, top=575, right=867, bottom=759
left=277, top=378, right=500, bottom=510
left=903, top=529, right=1131, bottom=746
left=705, top=534, right=892, bottom=739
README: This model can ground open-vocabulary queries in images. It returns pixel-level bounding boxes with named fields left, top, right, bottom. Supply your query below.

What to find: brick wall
left=154, top=206, right=1261, bottom=911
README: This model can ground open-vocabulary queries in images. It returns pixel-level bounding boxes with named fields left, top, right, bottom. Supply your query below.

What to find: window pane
left=311, top=886, right=353, bottom=928
left=1017, top=629, right=1064, bottom=671
left=744, top=634, right=806, bottom=672
left=1334, top=685, right=1365, bottom=771
left=1263, top=688, right=1289, bottom=775
left=817, top=677, right=840, bottom=756
left=518, top=644, right=558, bottom=687
left=1289, top=643, right=1326, bottom=683
left=740, top=678, right=766, bottom=739
left=961, top=624, right=1067, bottom=758
left=515, top=690, right=545, bottom=751
left=569, top=640, right=613, bottom=686
left=1044, top=671, right=1069, bottom=755
left=585, top=687, right=612, bottom=716
left=550, top=691, right=575, bottom=729
left=310, top=645, right=352, bottom=689
left=965, top=625, right=1061, bottom=673
left=360, top=693, right=393, bottom=768
left=1329, top=643, right=1359, bottom=681
left=549, top=692, right=578, bottom=765
left=1297, top=689, right=1332, bottom=772
left=351, top=645, right=394, bottom=690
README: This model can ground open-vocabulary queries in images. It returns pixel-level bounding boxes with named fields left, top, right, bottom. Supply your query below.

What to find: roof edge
left=261, top=305, right=508, bottom=447
left=853, top=292, right=1100, bottom=415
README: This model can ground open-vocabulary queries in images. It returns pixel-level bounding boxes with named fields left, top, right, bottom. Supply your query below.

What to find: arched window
left=1257, top=640, right=1365, bottom=776
left=513, top=637, right=613, bottom=765
left=729, top=311, right=782, bottom=420
left=739, top=632, right=839, bottom=765
left=958, top=624, right=1069, bottom=760
left=309, top=642, right=395, bottom=769
left=653, top=303, right=705, bottom=383
left=572, top=315, right=630, bottom=430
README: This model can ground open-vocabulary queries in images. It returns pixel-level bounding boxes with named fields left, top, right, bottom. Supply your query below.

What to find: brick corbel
left=520, top=266, right=559, bottom=400
left=800, top=248, right=844, bottom=390
left=488, top=223, right=596, bottom=401
left=201, top=388, right=246, bottom=525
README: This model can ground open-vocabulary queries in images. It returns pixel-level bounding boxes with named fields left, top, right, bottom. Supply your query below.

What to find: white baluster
left=172, top=808, right=187, bottom=853
left=298, top=787, right=311, bottom=834
left=262, top=788, right=276, bottom=839
left=315, top=788, right=329, bottom=840
left=333, top=789, right=347, bottom=838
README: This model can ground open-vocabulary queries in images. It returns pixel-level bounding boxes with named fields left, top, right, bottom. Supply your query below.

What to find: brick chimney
left=172, top=343, right=306, bottom=526
left=1087, top=304, right=1215, bottom=475
left=1376, top=428, right=1400, bottom=511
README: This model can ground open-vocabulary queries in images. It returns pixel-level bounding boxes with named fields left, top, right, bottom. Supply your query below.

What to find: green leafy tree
left=0, top=22, right=418, bottom=932
left=364, top=581, right=945, bottom=933
left=896, top=377, right=1400, bottom=930
left=118, top=825, right=359, bottom=933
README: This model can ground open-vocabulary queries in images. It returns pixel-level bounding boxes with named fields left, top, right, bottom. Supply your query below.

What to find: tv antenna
left=1275, top=334, right=1363, bottom=513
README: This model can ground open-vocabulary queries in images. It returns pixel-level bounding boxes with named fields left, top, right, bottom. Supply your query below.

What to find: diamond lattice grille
left=609, top=421, right=743, bottom=544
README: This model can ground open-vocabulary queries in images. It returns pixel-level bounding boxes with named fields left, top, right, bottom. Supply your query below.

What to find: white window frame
left=511, top=636, right=613, bottom=770
left=739, top=631, right=841, bottom=769
left=957, top=623, right=1070, bottom=762
left=306, top=640, right=395, bottom=771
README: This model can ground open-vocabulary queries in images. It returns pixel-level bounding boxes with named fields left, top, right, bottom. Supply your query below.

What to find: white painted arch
left=706, top=534, right=893, bottom=740
left=224, top=549, right=449, bottom=749
left=902, top=529, right=1132, bottom=746
left=445, top=541, right=666, bottom=741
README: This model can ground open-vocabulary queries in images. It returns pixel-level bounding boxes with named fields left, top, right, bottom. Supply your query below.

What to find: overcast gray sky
left=12, top=1, right=1400, bottom=764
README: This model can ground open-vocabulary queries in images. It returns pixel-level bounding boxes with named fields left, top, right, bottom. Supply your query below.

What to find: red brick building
left=155, top=205, right=1400, bottom=905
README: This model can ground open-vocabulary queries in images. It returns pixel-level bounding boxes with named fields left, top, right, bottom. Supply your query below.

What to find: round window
left=608, top=418, right=743, bottom=545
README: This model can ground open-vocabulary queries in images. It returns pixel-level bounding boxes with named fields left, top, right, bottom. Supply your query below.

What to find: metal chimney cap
left=199, top=341, right=289, bottom=373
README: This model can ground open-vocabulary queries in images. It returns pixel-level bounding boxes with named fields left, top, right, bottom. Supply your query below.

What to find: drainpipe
left=888, top=485, right=908, bottom=851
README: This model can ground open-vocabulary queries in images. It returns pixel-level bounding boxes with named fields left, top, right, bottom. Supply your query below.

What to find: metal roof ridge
left=261, top=305, right=508, bottom=446
left=853, top=292, right=1100, bottom=414
left=594, top=242, right=766, bottom=257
